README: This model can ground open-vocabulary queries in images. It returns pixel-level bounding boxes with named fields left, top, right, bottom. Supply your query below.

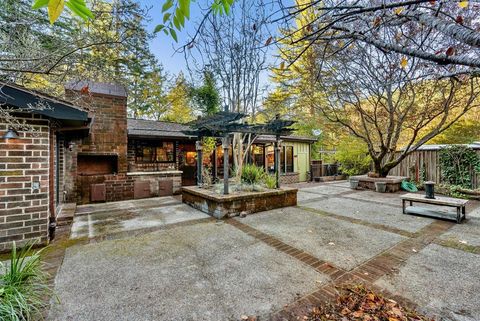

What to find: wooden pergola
left=183, top=112, right=295, bottom=195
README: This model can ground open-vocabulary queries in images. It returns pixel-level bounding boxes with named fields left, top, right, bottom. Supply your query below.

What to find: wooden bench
left=400, top=193, right=468, bottom=223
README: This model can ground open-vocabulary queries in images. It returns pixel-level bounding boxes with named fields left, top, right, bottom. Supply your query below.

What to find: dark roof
left=256, top=134, right=317, bottom=143
left=407, top=143, right=480, bottom=151
left=65, top=81, right=127, bottom=98
left=127, top=118, right=194, bottom=139
left=0, top=82, right=88, bottom=122
left=127, top=118, right=317, bottom=143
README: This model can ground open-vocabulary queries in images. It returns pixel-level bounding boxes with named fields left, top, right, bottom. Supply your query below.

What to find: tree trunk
left=372, top=159, right=390, bottom=178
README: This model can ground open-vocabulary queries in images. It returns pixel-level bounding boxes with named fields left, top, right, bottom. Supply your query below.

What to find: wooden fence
left=389, top=148, right=480, bottom=189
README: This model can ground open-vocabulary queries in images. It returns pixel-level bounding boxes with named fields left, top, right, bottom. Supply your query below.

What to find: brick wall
left=0, top=115, right=50, bottom=251
left=280, top=172, right=300, bottom=185
left=64, top=87, right=128, bottom=203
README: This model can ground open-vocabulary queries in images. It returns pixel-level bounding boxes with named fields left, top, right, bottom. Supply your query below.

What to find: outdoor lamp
left=2, top=128, right=19, bottom=140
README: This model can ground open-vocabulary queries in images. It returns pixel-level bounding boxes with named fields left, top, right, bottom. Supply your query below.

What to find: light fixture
left=2, top=128, right=19, bottom=140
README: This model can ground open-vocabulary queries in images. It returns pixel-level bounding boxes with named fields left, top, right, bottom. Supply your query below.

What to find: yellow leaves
left=458, top=1, right=469, bottom=8
left=393, top=7, right=404, bottom=15
left=48, top=0, right=64, bottom=24
left=400, top=57, right=408, bottom=69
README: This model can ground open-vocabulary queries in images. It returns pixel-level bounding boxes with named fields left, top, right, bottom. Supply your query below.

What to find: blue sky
left=139, top=0, right=206, bottom=77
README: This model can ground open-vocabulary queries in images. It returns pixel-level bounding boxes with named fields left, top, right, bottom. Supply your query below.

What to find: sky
left=139, top=0, right=209, bottom=77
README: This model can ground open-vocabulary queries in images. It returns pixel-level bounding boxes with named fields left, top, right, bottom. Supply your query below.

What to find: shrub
left=263, top=174, right=277, bottom=189
left=439, top=145, right=480, bottom=189
left=334, top=138, right=371, bottom=176
left=241, top=164, right=266, bottom=184
left=0, top=242, right=51, bottom=321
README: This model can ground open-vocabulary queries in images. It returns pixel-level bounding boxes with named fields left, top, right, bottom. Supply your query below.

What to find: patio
left=48, top=181, right=480, bottom=321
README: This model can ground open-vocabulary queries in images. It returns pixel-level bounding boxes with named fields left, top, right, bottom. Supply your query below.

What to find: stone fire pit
left=181, top=186, right=297, bottom=219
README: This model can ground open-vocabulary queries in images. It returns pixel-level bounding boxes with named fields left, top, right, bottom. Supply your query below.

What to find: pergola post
left=196, top=140, right=203, bottom=186
left=275, top=135, right=282, bottom=189
left=222, top=136, right=230, bottom=195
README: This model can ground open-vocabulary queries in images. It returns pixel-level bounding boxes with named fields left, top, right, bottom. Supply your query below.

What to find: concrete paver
left=50, top=222, right=327, bottom=321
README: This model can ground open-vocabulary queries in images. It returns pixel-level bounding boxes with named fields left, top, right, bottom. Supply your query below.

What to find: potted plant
left=375, top=181, right=387, bottom=193
left=349, top=177, right=359, bottom=189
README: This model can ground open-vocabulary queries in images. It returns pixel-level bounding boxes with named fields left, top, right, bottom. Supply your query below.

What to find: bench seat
left=400, top=193, right=468, bottom=223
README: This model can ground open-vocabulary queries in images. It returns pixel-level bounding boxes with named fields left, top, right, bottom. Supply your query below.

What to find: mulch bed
left=305, top=284, right=432, bottom=321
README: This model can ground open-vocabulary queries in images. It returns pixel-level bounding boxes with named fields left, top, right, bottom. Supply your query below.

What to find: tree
left=308, top=39, right=480, bottom=177
left=186, top=0, right=270, bottom=178
left=190, top=69, right=220, bottom=116
left=1, top=0, right=166, bottom=124
left=162, top=72, right=194, bottom=123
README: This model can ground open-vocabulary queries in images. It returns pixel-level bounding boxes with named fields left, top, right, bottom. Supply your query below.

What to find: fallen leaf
left=394, top=7, right=403, bottom=15
left=400, top=57, right=408, bottom=68
left=446, top=47, right=455, bottom=56
left=459, top=1, right=468, bottom=8
left=456, top=15, right=464, bottom=24
left=412, top=248, right=417, bottom=252
left=265, top=36, right=273, bottom=46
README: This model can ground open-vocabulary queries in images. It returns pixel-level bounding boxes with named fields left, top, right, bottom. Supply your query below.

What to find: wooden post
left=222, top=136, right=230, bottom=194
left=196, top=140, right=203, bottom=186
left=275, top=135, right=281, bottom=189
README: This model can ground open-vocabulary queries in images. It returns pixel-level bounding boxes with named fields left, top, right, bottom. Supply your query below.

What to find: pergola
left=183, top=111, right=295, bottom=195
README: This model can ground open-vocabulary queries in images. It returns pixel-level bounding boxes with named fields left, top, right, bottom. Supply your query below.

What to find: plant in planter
left=0, top=242, right=52, bottom=321
left=263, top=174, right=277, bottom=189
left=241, top=164, right=265, bottom=185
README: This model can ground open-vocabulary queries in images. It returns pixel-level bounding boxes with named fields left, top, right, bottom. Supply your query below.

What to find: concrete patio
left=48, top=181, right=480, bottom=321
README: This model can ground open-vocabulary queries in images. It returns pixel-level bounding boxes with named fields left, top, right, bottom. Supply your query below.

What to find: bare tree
left=306, top=39, right=480, bottom=177
left=272, top=0, right=480, bottom=75
left=186, top=0, right=271, bottom=177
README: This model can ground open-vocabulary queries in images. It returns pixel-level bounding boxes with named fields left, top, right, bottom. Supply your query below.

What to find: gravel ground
left=375, top=244, right=480, bottom=321
left=50, top=221, right=327, bottom=321
left=238, top=207, right=406, bottom=270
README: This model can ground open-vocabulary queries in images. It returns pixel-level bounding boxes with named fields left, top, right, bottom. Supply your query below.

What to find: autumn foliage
left=306, top=285, right=432, bottom=321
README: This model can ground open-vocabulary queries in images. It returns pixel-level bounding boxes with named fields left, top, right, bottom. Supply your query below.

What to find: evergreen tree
left=191, top=70, right=220, bottom=116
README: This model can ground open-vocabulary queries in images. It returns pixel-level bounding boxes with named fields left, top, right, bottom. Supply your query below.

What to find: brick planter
left=350, top=175, right=408, bottom=192
left=181, top=186, right=297, bottom=219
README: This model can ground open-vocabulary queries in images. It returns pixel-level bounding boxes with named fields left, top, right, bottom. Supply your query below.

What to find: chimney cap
left=65, top=81, right=127, bottom=98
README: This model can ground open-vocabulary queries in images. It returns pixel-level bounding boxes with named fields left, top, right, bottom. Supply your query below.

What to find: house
left=0, top=83, right=89, bottom=251
left=0, top=81, right=316, bottom=251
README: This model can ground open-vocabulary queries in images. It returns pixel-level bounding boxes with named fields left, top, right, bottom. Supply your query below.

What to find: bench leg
left=462, top=206, right=466, bottom=221
left=409, top=200, right=413, bottom=206
left=456, top=207, right=461, bottom=223
left=402, top=199, right=406, bottom=214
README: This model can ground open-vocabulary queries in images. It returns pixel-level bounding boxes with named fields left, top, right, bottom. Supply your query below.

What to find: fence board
left=390, top=149, right=480, bottom=189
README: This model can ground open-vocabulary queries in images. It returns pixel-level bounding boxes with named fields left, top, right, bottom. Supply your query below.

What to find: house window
left=135, top=141, right=175, bottom=163
left=285, top=146, right=294, bottom=173
left=250, top=144, right=265, bottom=167
left=266, top=145, right=294, bottom=174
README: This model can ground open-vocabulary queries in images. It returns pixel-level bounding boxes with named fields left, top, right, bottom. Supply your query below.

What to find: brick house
left=1, top=81, right=316, bottom=251
left=0, top=83, right=88, bottom=252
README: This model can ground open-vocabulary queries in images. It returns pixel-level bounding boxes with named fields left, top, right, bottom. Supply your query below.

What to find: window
left=285, top=146, right=294, bottom=173
left=135, top=141, right=175, bottom=163
left=250, top=144, right=265, bottom=167
left=265, top=145, right=294, bottom=174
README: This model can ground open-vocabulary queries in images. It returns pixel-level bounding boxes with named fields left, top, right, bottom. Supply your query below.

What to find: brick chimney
left=65, top=81, right=128, bottom=173
left=64, top=81, right=129, bottom=203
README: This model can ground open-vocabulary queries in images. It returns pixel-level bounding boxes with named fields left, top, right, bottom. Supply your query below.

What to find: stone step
left=56, top=203, right=77, bottom=226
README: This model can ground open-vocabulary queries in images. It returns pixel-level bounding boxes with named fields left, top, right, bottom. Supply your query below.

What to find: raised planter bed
left=181, top=186, right=297, bottom=219
left=350, top=175, right=408, bottom=193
